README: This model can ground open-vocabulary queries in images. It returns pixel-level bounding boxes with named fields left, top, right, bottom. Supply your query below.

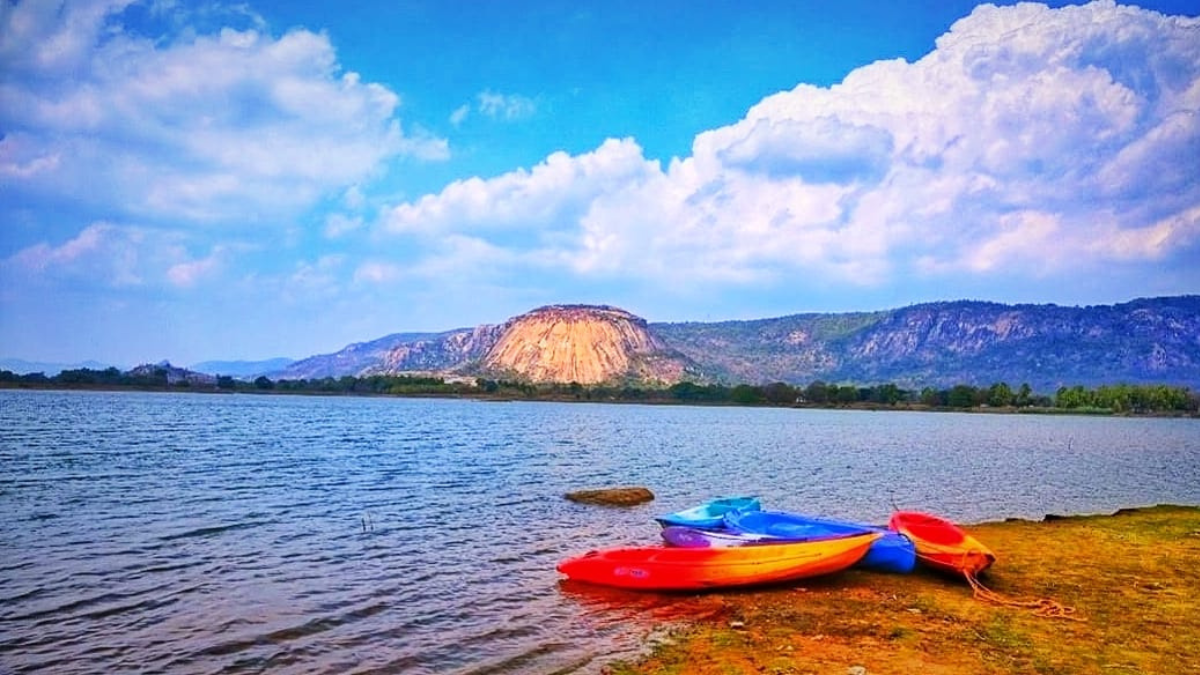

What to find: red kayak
left=888, top=511, right=995, bottom=576
left=557, top=531, right=879, bottom=590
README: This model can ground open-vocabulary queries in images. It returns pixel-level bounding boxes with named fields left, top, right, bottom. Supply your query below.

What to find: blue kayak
left=654, top=495, right=761, bottom=529
left=717, top=510, right=917, bottom=574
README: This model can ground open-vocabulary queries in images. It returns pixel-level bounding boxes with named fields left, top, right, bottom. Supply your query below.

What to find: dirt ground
left=600, top=505, right=1200, bottom=675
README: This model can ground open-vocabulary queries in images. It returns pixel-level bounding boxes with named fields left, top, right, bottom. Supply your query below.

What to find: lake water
left=2, top=390, right=1198, bottom=674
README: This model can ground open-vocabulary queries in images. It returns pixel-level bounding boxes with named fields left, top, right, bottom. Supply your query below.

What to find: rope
left=892, top=513, right=1083, bottom=621
left=962, top=570, right=1083, bottom=621
left=908, top=544, right=1083, bottom=621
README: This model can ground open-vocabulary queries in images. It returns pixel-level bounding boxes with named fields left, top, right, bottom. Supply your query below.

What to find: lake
left=1, top=390, right=1197, bottom=674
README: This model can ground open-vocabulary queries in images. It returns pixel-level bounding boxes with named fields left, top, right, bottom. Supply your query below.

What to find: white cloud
left=0, top=0, right=447, bottom=225
left=166, top=247, right=225, bottom=287
left=382, top=137, right=658, bottom=235
left=280, top=255, right=346, bottom=302
left=1087, top=204, right=1200, bottom=261
left=378, top=1, right=1200, bottom=292
left=6, top=222, right=193, bottom=288
left=451, top=90, right=537, bottom=126
left=477, top=90, right=536, bottom=120
left=0, top=137, right=61, bottom=178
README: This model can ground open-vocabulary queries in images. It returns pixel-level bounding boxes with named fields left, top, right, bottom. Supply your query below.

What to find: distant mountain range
left=0, top=358, right=120, bottom=377
left=188, top=358, right=296, bottom=378
left=653, top=297, right=1200, bottom=391
left=0, top=357, right=296, bottom=379
left=7, top=296, right=1198, bottom=392
left=268, top=296, right=1200, bottom=392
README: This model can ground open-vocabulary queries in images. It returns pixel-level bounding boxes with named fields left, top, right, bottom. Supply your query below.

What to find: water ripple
left=1, top=391, right=1198, bottom=674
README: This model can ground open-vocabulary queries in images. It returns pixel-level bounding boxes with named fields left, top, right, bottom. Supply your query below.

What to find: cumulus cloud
left=383, top=137, right=659, bottom=236
left=0, top=0, right=447, bottom=225
left=379, top=1, right=1200, bottom=293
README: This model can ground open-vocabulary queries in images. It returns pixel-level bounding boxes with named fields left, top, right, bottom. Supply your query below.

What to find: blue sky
left=2, top=0, right=1199, bottom=367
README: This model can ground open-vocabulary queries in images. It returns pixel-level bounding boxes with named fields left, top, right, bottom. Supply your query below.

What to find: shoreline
left=600, top=504, right=1200, bottom=674
left=3, top=384, right=1196, bottom=418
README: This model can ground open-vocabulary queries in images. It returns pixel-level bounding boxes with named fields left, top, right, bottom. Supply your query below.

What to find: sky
left=2, top=0, right=1199, bottom=367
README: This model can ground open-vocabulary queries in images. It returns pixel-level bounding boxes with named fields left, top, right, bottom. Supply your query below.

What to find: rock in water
left=565, top=486, right=655, bottom=506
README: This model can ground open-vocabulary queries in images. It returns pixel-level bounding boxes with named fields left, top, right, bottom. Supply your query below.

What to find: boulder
left=565, top=486, right=655, bottom=506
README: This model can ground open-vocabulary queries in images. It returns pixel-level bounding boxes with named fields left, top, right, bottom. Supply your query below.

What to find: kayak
left=887, top=510, right=995, bottom=575
left=659, top=525, right=778, bottom=548
left=720, top=510, right=917, bottom=574
left=556, top=531, right=880, bottom=590
left=654, top=495, right=761, bottom=528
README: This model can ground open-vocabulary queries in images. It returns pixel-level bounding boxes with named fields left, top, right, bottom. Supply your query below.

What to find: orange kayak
left=557, top=531, right=880, bottom=590
left=888, top=511, right=995, bottom=575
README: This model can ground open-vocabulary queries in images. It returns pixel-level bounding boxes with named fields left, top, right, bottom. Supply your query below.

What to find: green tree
left=762, top=382, right=796, bottom=404
left=804, top=381, right=830, bottom=403
left=730, top=384, right=762, bottom=405
left=947, top=384, right=978, bottom=408
left=870, top=383, right=905, bottom=405
left=1055, top=385, right=1091, bottom=409
left=835, top=385, right=859, bottom=404
left=669, top=381, right=706, bottom=401
left=987, top=382, right=1014, bottom=407
left=919, top=387, right=944, bottom=407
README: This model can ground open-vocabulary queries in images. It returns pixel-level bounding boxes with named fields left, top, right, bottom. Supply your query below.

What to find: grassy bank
left=603, top=505, right=1200, bottom=675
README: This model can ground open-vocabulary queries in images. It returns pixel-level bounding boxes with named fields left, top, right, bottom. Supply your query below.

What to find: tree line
left=2, top=367, right=1196, bottom=414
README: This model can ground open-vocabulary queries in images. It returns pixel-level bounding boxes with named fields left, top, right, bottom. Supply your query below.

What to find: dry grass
left=602, top=505, right=1200, bottom=675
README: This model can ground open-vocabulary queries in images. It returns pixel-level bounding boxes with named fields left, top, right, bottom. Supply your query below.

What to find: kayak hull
left=888, top=510, right=995, bottom=575
left=557, top=531, right=880, bottom=590
left=721, top=510, right=917, bottom=574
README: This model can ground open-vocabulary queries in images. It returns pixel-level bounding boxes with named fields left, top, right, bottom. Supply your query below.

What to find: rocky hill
left=129, top=361, right=217, bottom=387
left=369, top=324, right=504, bottom=377
left=274, top=304, right=697, bottom=385
left=268, top=296, right=1200, bottom=391
left=653, top=296, right=1200, bottom=391
left=478, top=305, right=695, bottom=384
left=277, top=331, right=469, bottom=380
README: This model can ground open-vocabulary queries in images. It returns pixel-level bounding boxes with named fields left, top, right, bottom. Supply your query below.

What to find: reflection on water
left=1, top=390, right=1197, bottom=673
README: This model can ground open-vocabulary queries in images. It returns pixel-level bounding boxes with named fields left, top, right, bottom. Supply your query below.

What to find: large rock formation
left=480, top=305, right=693, bottom=384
